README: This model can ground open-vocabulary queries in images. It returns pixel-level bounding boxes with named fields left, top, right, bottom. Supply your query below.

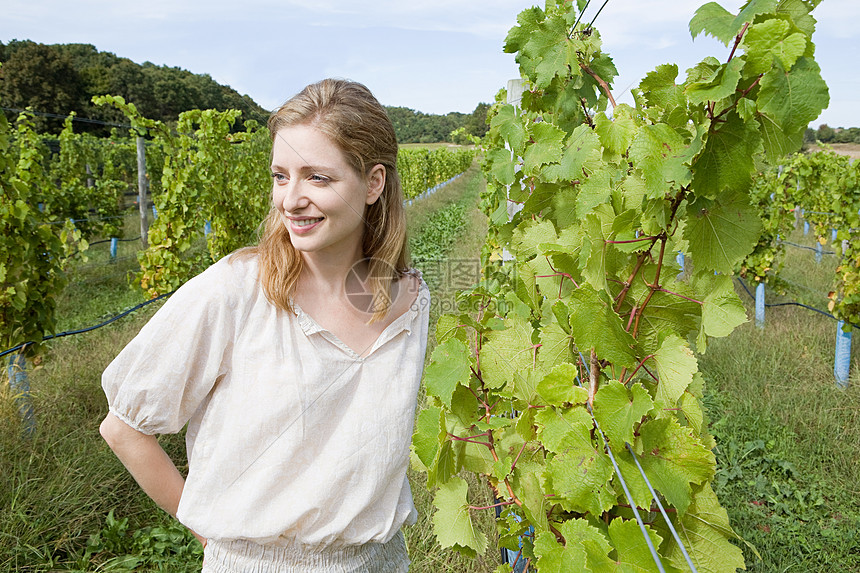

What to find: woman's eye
left=271, top=173, right=287, bottom=183
left=310, top=174, right=329, bottom=183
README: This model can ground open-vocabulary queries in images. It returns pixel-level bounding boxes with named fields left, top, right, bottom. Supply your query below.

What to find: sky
left=3, top=0, right=858, bottom=128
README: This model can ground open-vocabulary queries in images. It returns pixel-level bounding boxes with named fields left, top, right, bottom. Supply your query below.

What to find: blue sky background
left=3, top=0, right=857, bottom=127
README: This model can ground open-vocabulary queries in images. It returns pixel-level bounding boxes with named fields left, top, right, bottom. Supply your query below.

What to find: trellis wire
left=574, top=351, right=701, bottom=573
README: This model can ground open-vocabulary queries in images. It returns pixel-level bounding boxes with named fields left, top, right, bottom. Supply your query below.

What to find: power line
left=1, top=106, right=132, bottom=129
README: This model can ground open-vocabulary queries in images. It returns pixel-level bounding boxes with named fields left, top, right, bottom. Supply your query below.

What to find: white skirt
left=202, top=531, right=410, bottom=573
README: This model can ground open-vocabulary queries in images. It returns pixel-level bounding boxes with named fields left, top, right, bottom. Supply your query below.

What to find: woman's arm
left=99, top=412, right=206, bottom=545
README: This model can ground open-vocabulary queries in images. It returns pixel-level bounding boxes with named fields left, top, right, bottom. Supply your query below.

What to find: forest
left=0, top=40, right=489, bottom=143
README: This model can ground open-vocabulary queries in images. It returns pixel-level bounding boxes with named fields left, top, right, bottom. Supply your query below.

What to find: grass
left=701, top=226, right=860, bottom=571
left=3, top=174, right=859, bottom=571
left=0, top=164, right=497, bottom=572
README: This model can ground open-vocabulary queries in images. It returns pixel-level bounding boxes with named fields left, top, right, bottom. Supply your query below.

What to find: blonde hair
left=234, top=78, right=408, bottom=322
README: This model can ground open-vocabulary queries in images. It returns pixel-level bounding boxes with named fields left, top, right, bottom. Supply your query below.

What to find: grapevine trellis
left=1, top=94, right=475, bottom=438
left=414, top=0, right=829, bottom=571
left=738, top=148, right=859, bottom=387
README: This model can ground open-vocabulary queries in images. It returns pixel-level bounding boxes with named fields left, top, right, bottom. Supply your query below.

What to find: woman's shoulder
left=181, top=251, right=261, bottom=303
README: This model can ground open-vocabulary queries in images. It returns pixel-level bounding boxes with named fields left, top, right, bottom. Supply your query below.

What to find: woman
left=100, top=78, right=429, bottom=572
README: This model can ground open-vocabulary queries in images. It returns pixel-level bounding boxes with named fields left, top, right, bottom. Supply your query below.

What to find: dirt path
left=806, top=142, right=860, bottom=160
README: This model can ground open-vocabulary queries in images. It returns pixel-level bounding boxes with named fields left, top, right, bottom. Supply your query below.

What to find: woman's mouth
left=293, top=217, right=323, bottom=227
left=289, top=216, right=324, bottom=234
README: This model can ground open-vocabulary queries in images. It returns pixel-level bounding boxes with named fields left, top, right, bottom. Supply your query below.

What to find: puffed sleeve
left=101, top=257, right=241, bottom=435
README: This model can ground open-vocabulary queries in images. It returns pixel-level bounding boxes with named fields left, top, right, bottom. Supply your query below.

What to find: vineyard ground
left=0, top=164, right=500, bottom=572
left=1, top=169, right=859, bottom=571
left=702, top=226, right=860, bottom=571
left=805, top=142, right=860, bottom=161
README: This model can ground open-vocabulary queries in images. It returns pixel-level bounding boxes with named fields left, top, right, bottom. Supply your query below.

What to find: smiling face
left=270, top=123, right=385, bottom=264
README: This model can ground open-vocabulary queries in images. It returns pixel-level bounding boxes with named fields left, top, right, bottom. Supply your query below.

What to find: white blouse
left=102, top=254, right=430, bottom=549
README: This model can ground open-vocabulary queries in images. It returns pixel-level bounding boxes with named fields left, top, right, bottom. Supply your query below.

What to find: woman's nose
left=277, top=180, right=309, bottom=212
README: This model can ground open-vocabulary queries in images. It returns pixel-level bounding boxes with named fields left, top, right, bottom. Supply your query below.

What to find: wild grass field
left=1, top=164, right=858, bottom=572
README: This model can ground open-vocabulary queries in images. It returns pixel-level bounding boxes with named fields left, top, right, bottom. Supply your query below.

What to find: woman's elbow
left=100, top=412, right=139, bottom=449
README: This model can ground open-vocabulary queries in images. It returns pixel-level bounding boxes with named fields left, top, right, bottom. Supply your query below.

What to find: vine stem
left=580, top=64, right=617, bottom=108
left=727, top=22, right=750, bottom=63
left=511, top=440, right=529, bottom=473
left=486, top=427, right=524, bottom=507
left=632, top=236, right=667, bottom=339
left=605, top=235, right=658, bottom=244
left=448, top=434, right=492, bottom=447
left=469, top=500, right=517, bottom=511
left=657, top=287, right=703, bottom=305
left=714, top=73, right=764, bottom=120
left=622, top=354, right=656, bottom=385
left=547, top=256, right=580, bottom=288
left=614, top=240, right=658, bottom=312
left=588, top=349, right=600, bottom=409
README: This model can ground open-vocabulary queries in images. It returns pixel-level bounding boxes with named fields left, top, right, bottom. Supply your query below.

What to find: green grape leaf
left=653, top=334, right=698, bottom=408
left=757, top=111, right=802, bottom=162
left=736, top=97, right=757, bottom=121
left=732, top=0, right=779, bottom=35
left=568, top=285, right=638, bottom=368
left=535, top=405, right=593, bottom=454
left=562, top=519, right=615, bottom=570
left=691, top=111, right=761, bottom=199
left=743, top=18, right=807, bottom=75
left=534, top=519, right=615, bottom=571
left=543, top=125, right=603, bottom=182
left=621, top=171, right=647, bottom=212
left=637, top=417, right=716, bottom=515
left=487, top=148, right=517, bottom=186
left=512, top=218, right=558, bottom=261
left=490, top=104, right=527, bottom=154
left=481, top=313, right=535, bottom=390
left=595, top=106, right=637, bottom=157
left=504, top=6, right=544, bottom=54
left=450, top=383, right=480, bottom=428
left=536, top=318, right=575, bottom=373
left=699, top=274, right=748, bottom=339
left=689, top=2, right=737, bottom=44
left=656, top=483, right=746, bottom=573
left=608, top=518, right=666, bottom=573
left=775, top=0, right=816, bottom=36
left=535, top=37, right=576, bottom=89
left=534, top=530, right=587, bottom=571
left=639, top=64, right=687, bottom=112
left=685, top=58, right=745, bottom=106
left=577, top=169, right=612, bottom=219
left=535, top=363, right=587, bottom=406
left=435, top=313, right=467, bottom=345
left=545, top=441, right=616, bottom=516
left=431, top=439, right=459, bottom=487
left=677, top=386, right=705, bottom=434
left=515, top=257, right=539, bottom=311
left=517, top=471, right=550, bottom=533
left=432, top=476, right=488, bottom=556
left=593, top=380, right=654, bottom=447
left=413, top=406, right=442, bottom=469
left=425, top=338, right=472, bottom=408
left=524, top=122, right=567, bottom=175
left=629, top=123, right=693, bottom=198
left=757, top=57, right=829, bottom=147
left=683, top=190, right=762, bottom=274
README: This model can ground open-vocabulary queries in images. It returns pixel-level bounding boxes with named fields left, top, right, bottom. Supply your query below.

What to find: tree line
left=0, top=40, right=489, bottom=143
left=806, top=124, right=860, bottom=144
left=0, top=40, right=269, bottom=134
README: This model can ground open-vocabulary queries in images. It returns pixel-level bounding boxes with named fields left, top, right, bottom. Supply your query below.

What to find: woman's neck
left=298, top=246, right=365, bottom=298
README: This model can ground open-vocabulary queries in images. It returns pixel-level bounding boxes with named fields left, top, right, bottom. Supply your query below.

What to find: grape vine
left=742, top=148, right=860, bottom=327
left=414, top=1, right=829, bottom=571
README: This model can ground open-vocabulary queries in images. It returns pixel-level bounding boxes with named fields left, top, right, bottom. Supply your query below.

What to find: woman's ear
left=366, top=164, right=386, bottom=205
